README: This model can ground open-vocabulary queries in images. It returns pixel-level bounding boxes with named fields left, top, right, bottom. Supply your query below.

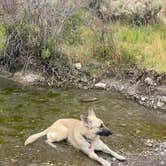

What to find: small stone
left=144, top=77, right=154, bottom=85
left=119, top=86, right=124, bottom=91
left=161, top=161, right=164, bottom=165
left=157, top=100, right=164, bottom=108
left=112, top=157, right=116, bottom=161
left=154, top=148, right=159, bottom=152
left=141, top=97, right=146, bottom=101
left=160, top=151, right=164, bottom=155
left=11, top=159, right=17, bottom=163
left=120, top=124, right=127, bottom=127
left=81, top=76, right=88, bottom=83
left=145, top=139, right=153, bottom=147
left=74, top=63, right=82, bottom=70
left=83, top=86, right=88, bottom=90
left=95, top=82, right=106, bottom=89
left=153, top=105, right=157, bottom=109
left=136, top=129, right=141, bottom=134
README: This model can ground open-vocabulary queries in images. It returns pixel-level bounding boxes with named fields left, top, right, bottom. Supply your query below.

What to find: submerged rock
left=80, top=97, right=98, bottom=102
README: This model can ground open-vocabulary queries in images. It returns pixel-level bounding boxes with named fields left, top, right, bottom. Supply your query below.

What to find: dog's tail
left=24, top=129, right=48, bottom=146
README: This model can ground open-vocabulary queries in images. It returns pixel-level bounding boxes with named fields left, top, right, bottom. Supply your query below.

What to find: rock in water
left=95, top=82, right=106, bottom=89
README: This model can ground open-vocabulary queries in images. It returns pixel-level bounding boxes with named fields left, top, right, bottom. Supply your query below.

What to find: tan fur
left=24, top=109, right=126, bottom=166
left=24, top=130, right=47, bottom=146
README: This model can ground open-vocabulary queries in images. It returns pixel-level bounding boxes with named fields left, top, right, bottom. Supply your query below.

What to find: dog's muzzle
left=96, top=128, right=112, bottom=136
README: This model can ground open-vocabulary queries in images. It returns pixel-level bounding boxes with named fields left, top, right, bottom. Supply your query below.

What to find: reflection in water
left=0, top=77, right=166, bottom=165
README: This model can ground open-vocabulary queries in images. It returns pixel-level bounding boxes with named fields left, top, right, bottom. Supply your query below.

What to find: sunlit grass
left=0, top=24, right=5, bottom=55
left=111, top=23, right=166, bottom=72
left=62, top=22, right=166, bottom=72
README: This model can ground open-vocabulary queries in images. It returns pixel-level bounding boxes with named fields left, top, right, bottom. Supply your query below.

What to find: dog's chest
left=82, top=135, right=93, bottom=144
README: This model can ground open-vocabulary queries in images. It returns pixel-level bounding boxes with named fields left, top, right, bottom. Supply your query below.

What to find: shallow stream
left=0, top=77, right=166, bottom=166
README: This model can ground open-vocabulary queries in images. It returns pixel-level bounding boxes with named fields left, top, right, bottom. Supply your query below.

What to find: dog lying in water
left=24, top=109, right=126, bottom=166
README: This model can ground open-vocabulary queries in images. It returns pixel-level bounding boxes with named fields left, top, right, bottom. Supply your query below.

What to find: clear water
left=0, top=77, right=166, bottom=166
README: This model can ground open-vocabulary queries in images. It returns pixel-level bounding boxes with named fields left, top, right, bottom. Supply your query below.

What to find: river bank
left=0, top=62, right=166, bottom=111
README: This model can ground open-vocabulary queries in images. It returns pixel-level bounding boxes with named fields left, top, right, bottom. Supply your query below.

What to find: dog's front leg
left=82, top=148, right=111, bottom=166
left=94, top=139, right=126, bottom=161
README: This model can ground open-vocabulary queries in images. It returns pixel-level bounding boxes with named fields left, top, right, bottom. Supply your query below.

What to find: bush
left=0, top=0, right=88, bottom=72
left=107, top=0, right=162, bottom=24
left=0, top=0, right=120, bottom=74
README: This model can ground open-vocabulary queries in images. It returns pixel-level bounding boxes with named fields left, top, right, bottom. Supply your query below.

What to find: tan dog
left=24, top=109, right=126, bottom=166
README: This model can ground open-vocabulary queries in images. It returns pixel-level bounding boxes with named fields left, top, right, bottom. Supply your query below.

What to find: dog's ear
left=88, top=108, right=96, bottom=117
left=80, top=114, right=91, bottom=127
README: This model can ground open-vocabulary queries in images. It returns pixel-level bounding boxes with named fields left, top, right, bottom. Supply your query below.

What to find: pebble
left=95, top=82, right=106, bottom=89
left=161, top=161, right=164, bottom=165
left=136, top=129, right=141, bottom=134
left=144, top=77, right=154, bottom=85
left=141, top=97, right=146, bottom=101
left=83, top=86, right=88, bottom=90
left=119, top=86, right=124, bottom=91
left=74, top=63, right=82, bottom=70
left=145, top=139, right=153, bottom=147
left=15, top=145, right=20, bottom=148
left=120, top=124, right=127, bottom=127
left=112, top=157, right=116, bottom=161
left=154, top=148, right=159, bottom=152
left=157, top=100, right=164, bottom=107
left=11, top=159, right=17, bottom=163
left=160, top=151, right=164, bottom=155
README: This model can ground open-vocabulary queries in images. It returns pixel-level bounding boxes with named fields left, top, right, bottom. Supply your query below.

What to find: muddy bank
left=0, top=64, right=166, bottom=111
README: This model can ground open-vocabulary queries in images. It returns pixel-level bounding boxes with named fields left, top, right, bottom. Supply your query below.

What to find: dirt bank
left=0, top=63, right=166, bottom=111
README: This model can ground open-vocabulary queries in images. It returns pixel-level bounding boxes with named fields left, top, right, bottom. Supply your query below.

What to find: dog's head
left=80, top=109, right=112, bottom=137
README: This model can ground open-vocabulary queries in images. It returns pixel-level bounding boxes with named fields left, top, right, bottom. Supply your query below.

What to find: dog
left=24, top=109, right=126, bottom=166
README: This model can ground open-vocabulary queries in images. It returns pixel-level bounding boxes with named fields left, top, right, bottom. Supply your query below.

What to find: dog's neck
left=81, top=133, right=99, bottom=149
left=82, top=134, right=95, bottom=149
left=82, top=134, right=93, bottom=144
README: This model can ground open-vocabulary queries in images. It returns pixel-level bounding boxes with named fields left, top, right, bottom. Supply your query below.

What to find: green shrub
left=41, top=37, right=56, bottom=59
left=0, top=24, right=5, bottom=56
left=95, top=45, right=113, bottom=60
left=62, top=10, right=89, bottom=45
left=109, top=0, right=162, bottom=24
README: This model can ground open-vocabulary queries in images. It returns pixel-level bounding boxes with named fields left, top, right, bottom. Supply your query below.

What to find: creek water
left=0, top=77, right=166, bottom=166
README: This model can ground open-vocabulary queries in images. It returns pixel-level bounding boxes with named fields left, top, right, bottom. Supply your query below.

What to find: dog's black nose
left=97, top=128, right=113, bottom=136
left=104, top=129, right=112, bottom=136
left=107, top=130, right=113, bottom=135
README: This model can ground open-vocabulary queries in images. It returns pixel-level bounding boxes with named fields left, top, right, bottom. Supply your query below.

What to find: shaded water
left=0, top=77, right=166, bottom=166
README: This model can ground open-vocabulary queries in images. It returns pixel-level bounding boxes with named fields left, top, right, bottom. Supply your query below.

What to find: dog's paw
left=117, top=155, right=126, bottom=161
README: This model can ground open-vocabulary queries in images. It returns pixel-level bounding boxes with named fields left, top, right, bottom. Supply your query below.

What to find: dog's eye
left=99, top=123, right=104, bottom=128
